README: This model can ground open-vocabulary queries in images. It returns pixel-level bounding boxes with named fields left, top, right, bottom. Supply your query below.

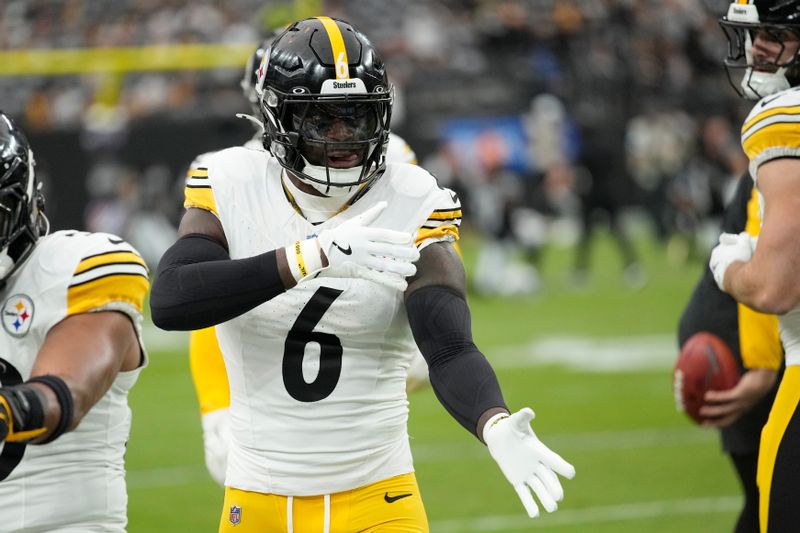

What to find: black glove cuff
left=27, top=375, right=73, bottom=444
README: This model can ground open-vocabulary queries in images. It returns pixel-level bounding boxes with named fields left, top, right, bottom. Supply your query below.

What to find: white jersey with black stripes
left=0, top=230, right=149, bottom=532
left=184, top=148, right=460, bottom=496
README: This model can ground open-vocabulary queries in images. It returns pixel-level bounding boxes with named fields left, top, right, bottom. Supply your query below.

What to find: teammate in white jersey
left=187, top=38, right=428, bottom=487
left=713, top=2, right=800, bottom=531
left=0, top=112, right=149, bottom=532
left=151, top=17, right=573, bottom=532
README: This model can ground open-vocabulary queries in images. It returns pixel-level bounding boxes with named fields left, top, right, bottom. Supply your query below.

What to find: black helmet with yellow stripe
left=720, top=0, right=800, bottom=99
left=255, top=17, right=392, bottom=196
left=0, top=112, right=47, bottom=282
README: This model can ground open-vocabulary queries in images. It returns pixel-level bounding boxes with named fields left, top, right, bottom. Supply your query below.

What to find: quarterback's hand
left=201, top=408, right=230, bottom=486
left=317, top=201, right=419, bottom=285
left=700, top=368, right=778, bottom=428
left=484, top=408, right=575, bottom=518
left=709, top=232, right=755, bottom=291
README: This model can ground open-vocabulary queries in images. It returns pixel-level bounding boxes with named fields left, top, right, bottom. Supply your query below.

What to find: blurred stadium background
left=1, top=0, right=751, bottom=531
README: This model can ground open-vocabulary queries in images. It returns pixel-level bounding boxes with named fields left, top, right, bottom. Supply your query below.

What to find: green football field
left=126, top=230, right=742, bottom=532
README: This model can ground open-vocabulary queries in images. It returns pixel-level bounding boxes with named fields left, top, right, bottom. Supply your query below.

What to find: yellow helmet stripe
left=316, top=16, right=349, bottom=80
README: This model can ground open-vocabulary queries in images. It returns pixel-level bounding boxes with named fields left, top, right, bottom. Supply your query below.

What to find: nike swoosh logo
left=332, top=241, right=352, bottom=256
left=449, top=191, right=459, bottom=204
left=107, top=237, right=125, bottom=245
left=384, top=492, right=413, bottom=503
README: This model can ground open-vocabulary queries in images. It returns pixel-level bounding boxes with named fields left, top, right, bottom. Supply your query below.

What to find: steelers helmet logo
left=2, top=294, right=34, bottom=337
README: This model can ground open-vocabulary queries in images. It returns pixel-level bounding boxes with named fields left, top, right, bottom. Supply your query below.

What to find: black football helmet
left=0, top=112, right=46, bottom=281
left=255, top=17, right=392, bottom=195
left=241, top=36, right=278, bottom=116
left=720, top=0, right=800, bottom=99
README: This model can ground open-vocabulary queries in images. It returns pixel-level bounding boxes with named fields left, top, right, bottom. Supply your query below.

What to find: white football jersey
left=741, top=87, right=800, bottom=364
left=386, top=132, right=418, bottom=165
left=0, top=230, right=149, bottom=532
left=184, top=148, right=460, bottom=496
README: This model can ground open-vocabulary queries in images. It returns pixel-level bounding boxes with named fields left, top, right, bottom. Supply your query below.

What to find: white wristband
left=286, top=238, right=324, bottom=282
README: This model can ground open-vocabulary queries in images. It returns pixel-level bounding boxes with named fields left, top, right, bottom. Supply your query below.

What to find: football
left=674, top=332, right=741, bottom=424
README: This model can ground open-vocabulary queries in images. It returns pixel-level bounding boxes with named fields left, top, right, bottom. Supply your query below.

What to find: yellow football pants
left=218, top=473, right=429, bottom=533
left=757, top=365, right=800, bottom=532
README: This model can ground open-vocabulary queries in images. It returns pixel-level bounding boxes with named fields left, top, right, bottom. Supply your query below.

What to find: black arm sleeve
left=150, top=233, right=286, bottom=331
left=405, top=284, right=507, bottom=438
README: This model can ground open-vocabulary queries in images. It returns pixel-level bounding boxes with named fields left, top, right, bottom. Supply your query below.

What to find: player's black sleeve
left=677, top=173, right=779, bottom=456
left=678, top=174, right=752, bottom=349
left=150, top=233, right=285, bottom=331
left=405, top=284, right=508, bottom=439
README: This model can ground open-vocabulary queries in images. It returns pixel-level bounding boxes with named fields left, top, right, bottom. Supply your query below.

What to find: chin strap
left=299, top=157, right=364, bottom=197
left=742, top=67, right=791, bottom=100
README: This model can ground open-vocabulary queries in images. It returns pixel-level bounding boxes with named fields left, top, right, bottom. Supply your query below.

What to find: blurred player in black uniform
left=678, top=174, right=782, bottom=533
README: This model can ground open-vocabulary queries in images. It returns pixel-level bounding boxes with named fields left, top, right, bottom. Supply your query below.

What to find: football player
left=0, top=112, right=149, bottom=531
left=151, top=17, right=574, bottom=532
left=678, top=171, right=782, bottom=533
left=713, top=1, right=800, bottom=531
left=187, top=37, right=428, bottom=487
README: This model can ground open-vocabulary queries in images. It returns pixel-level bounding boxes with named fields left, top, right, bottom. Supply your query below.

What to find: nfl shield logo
left=229, top=505, right=242, bottom=526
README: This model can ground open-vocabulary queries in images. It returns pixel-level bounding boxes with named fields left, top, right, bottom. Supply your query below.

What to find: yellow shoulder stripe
left=184, top=185, right=219, bottom=218
left=188, top=168, right=209, bottom=178
left=742, top=105, right=800, bottom=136
left=742, top=121, right=800, bottom=160
left=317, top=16, right=349, bottom=80
left=415, top=224, right=460, bottom=246
left=67, top=273, right=149, bottom=316
left=428, top=209, right=462, bottom=221
left=75, top=251, right=147, bottom=275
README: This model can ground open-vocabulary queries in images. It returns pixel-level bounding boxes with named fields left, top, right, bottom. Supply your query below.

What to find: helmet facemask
left=721, top=3, right=800, bottom=99
left=262, top=89, right=392, bottom=196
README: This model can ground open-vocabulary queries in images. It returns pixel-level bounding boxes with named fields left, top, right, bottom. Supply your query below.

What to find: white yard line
left=412, top=426, right=715, bottom=462
left=128, top=426, right=715, bottom=489
left=430, top=496, right=741, bottom=531
left=492, top=334, right=678, bottom=372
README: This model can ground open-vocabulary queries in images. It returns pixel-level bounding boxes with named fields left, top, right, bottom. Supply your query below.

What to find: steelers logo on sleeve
left=2, top=294, right=34, bottom=338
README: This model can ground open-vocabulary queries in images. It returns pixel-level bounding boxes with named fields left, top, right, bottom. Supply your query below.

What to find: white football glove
left=317, top=201, right=419, bottom=291
left=484, top=408, right=575, bottom=518
left=709, top=232, right=755, bottom=292
left=201, top=408, right=230, bottom=486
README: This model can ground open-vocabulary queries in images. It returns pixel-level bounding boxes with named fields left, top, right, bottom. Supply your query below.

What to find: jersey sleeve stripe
left=422, top=220, right=461, bottom=230
left=184, top=185, right=219, bottom=218
left=74, top=261, right=149, bottom=281
left=415, top=224, right=460, bottom=246
left=427, top=210, right=462, bottom=221
left=67, top=273, right=149, bottom=316
left=74, top=251, right=147, bottom=275
left=742, top=115, right=800, bottom=143
left=742, top=121, right=800, bottom=161
left=71, top=266, right=149, bottom=288
left=742, top=105, right=800, bottom=136
left=187, top=168, right=209, bottom=178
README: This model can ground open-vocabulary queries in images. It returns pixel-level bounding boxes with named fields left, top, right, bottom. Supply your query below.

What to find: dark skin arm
left=405, top=241, right=509, bottom=442
left=178, top=207, right=297, bottom=288
left=28, top=311, right=141, bottom=441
